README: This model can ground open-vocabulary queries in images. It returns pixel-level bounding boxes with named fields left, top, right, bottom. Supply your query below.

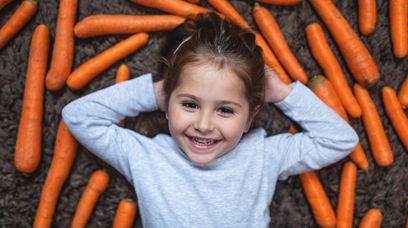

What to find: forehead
left=175, top=62, right=248, bottom=102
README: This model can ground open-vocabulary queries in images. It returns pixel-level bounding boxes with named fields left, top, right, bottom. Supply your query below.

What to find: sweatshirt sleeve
left=61, top=73, right=158, bottom=181
left=265, top=81, right=359, bottom=180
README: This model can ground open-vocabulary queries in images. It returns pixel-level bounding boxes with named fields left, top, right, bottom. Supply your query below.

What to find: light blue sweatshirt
left=62, top=73, right=358, bottom=228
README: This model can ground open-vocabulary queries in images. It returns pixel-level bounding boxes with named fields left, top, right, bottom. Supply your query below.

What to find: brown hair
left=160, top=12, right=265, bottom=113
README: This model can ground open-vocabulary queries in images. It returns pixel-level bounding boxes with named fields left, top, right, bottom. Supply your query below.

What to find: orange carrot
left=33, top=121, right=78, bottom=228
left=299, top=171, right=336, bottom=228
left=348, top=144, right=369, bottom=171
left=309, top=0, right=379, bottom=87
left=336, top=161, right=357, bottom=228
left=112, top=198, right=138, bottom=228
left=71, top=170, right=110, bottom=228
left=207, top=0, right=251, bottom=30
left=74, top=14, right=185, bottom=38
left=308, top=75, right=348, bottom=119
left=130, top=0, right=211, bottom=18
left=0, top=0, right=13, bottom=10
left=358, top=208, right=382, bottom=228
left=254, top=32, right=292, bottom=84
left=382, top=86, right=408, bottom=150
left=288, top=125, right=298, bottom=134
left=45, top=0, right=77, bottom=91
left=354, top=84, right=394, bottom=167
left=389, top=0, right=408, bottom=59
left=115, top=64, right=130, bottom=128
left=14, top=24, right=49, bottom=175
left=0, top=0, right=37, bottom=49
left=67, top=33, right=148, bottom=90
left=115, top=64, right=130, bottom=84
left=398, top=76, right=408, bottom=108
left=308, top=75, right=368, bottom=171
left=306, top=23, right=361, bottom=118
left=257, top=0, right=302, bottom=5
left=358, top=0, right=376, bottom=36
left=185, top=0, right=200, bottom=3
left=254, top=3, right=308, bottom=84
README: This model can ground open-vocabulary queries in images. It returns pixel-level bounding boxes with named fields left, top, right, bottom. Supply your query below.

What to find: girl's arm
left=263, top=68, right=358, bottom=180
left=62, top=73, right=160, bottom=181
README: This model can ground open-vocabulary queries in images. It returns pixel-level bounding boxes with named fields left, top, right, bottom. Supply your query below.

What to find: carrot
left=309, top=0, right=379, bottom=87
left=185, top=0, right=200, bottom=3
left=207, top=0, right=251, bottom=30
left=14, top=24, right=49, bottom=175
left=336, top=161, right=357, bottom=228
left=45, top=0, right=77, bottom=91
left=0, top=0, right=37, bottom=50
left=257, top=0, right=302, bottom=5
left=253, top=3, right=308, bottom=84
left=308, top=75, right=348, bottom=119
left=112, top=198, right=138, bottom=228
left=389, top=0, right=408, bottom=59
left=0, top=0, right=13, bottom=10
left=306, top=23, right=361, bottom=118
left=398, top=76, right=408, bottom=108
left=354, top=84, right=394, bottom=167
left=288, top=125, right=298, bottom=134
left=129, top=0, right=212, bottom=18
left=382, top=86, right=408, bottom=150
left=299, top=171, right=336, bottom=228
left=74, top=14, right=185, bottom=38
left=66, top=33, right=148, bottom=90
left=358, top=0, right=376, bottom=36
left=254, top=32, right=292, bottom=84
left=348, top=144, right=369, bottom=171
left=308, top=75, right=368, bottom=171
left=358, top=208, right=382, bottom=228
left=71, top=169, right=110, bottom=228
left=115, top=64, right=130, bottom=84
left=115, top=64, right=130, bottom=127
left=33, top=121, right=78, bottom=228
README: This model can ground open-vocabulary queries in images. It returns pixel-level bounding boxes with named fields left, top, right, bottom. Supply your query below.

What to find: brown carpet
left=0, top=0, right=407, bottom=227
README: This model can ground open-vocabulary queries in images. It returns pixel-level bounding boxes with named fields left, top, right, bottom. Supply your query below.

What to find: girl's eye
left=218, top=107, right=234, bottom=115
left=182, top=102, right=198, bottom=109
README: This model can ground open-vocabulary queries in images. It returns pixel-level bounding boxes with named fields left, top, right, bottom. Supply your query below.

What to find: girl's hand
left=154, top=80, right=167, bottom=112
left=264, top=65, right=292, bottom=103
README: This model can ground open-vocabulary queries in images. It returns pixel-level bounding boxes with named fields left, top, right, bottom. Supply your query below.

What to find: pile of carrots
left=1, top=0, right=406, bottom=227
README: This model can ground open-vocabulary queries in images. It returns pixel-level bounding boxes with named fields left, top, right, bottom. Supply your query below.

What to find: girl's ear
left=244, top=105, right=261, bottom=133
left=165, top=112, right=169, bottom=120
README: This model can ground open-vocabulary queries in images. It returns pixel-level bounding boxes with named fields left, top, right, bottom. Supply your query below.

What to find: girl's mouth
left=187, top=136, right=220, bottom=152
left=191, top=137, right=216, bottom=145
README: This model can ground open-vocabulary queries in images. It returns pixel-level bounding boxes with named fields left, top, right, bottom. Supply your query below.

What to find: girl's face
left=167, top=61, right=254, bottom=165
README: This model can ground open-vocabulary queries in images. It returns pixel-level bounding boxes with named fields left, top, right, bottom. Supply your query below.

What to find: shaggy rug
left=0, top=0, right=407, bottom=227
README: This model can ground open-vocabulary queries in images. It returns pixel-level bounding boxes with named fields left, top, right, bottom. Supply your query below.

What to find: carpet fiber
left=0, top=0, right=407, bottom=227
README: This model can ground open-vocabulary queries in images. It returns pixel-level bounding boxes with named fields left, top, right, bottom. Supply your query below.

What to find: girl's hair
left=160, top=12, right=265, bottom=114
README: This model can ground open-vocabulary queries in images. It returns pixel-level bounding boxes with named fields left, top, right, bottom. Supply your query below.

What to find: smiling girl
left=62, top=12, right=358, bottom=227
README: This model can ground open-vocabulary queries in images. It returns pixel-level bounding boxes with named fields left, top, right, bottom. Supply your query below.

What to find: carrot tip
left=27, top=0, right=37, bottom=6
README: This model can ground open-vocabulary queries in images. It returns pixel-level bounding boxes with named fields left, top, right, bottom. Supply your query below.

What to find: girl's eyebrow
left=176, top=93, right=242, bottom=108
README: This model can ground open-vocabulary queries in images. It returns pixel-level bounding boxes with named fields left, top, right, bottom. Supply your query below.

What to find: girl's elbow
left=344, top=125, right=359, bottom=151
left=61, top=102, right=81, bottom=127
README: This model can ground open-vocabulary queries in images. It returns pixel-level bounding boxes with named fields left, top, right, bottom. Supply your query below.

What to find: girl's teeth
left=193, top=137, right=215, bottom=145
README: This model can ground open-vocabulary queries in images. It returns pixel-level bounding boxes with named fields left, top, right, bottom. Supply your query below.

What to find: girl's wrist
left=154, top=80, right=167, bottom=112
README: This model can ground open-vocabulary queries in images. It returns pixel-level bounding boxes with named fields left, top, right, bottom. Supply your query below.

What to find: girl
left=62, top=13, right=358, bottom=227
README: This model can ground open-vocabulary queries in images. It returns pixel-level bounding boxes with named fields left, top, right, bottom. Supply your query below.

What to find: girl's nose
left=194, top=111, right=214, bottom=134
